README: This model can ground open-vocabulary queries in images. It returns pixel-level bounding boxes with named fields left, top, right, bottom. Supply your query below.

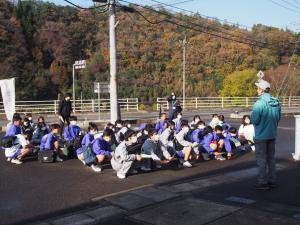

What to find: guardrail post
left=293, top=115, right=300, bottom=161
left=136, top=98, right=139, bottom=111
left=289, top=96, right=292, bottom=108
left=92, top=99, right=95, bottom=112
left=246, top=97, right=249, bottom=108
left=195, top=97, right=198, bottom=109
left=126, top=98, right=129, bottom=111
left=54, top=100, right=57, bottom=114
left=221, top=97, right=224, bottom=108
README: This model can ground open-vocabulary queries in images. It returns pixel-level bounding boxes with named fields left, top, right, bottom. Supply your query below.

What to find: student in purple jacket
left=155, top=113, right=167, bottom=134
left=92, top=130, right=113, bottom=169
left=40, top=124, right=63, bottom=162
left=63, top=116, right=82, bottom=142
left=81, top=122, right=98, bottom=147
left=6, top=115, right=22, bottom=136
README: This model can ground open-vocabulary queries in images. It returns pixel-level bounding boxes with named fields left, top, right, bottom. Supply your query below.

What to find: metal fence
left=157, top=96, right=300, bottom=111
left=0, top=98, right=139, bottom=115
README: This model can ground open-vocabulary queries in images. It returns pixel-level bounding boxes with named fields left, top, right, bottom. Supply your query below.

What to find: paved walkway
left=32, top=161, right=300, bottom=225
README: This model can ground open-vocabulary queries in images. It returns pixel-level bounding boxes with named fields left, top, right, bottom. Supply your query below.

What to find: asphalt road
left=0, top=117, right=297, bottom=225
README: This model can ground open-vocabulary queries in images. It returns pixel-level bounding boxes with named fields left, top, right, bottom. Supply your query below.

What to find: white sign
left=0, top=78, right=15, bottom=121
left=94, top=82, right=110, bottom=94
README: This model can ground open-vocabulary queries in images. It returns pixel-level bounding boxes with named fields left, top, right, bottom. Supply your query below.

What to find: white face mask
left=177, top=115, right=182, bottom=119
left=24, top=122, right=28, bottom=126
left=199, top=125, right=205, bottom=129
left=70, top=121, right=77, bottom=125
left=28, top=117, right=32, bottom=121
left=154, top=134, right=159, bottom=141
left=195, top=119, right=200, bottom=123
left=245, top=119, right=251, bottom=124
left=127, top=124, right=131, bottom=128
left=183, top=127, right=189, bottom=133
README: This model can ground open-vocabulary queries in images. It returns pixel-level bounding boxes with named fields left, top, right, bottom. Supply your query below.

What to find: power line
left=146, top=0, right=274, bottom=47
left=146, top=0, right=252, bottom=30
left=280, top=0, right=300, bottom=11
left=268, top=0, right=300, bottom=14
left=62, top=0, right=109, bottom=11
left=119, top=0, right=298, bottom=50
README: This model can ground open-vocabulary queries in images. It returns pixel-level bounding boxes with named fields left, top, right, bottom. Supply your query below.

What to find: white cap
left=255, top=79, right=270, bottom=90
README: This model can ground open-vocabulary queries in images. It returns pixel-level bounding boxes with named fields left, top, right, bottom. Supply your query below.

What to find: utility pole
left=108, top=0, right=119, bottom=123
left=181, top=36, right=187, bottom=109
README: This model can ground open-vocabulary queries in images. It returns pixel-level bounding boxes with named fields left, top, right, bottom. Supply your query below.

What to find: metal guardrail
left=0, top=98, right=139, bottom=115
left=1, top=96, right=298, bottom=115
left=157, top=96, right=300, bottom=111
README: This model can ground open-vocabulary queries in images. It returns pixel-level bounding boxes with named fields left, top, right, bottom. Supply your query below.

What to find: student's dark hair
left=64, top=93, right=72, bottom=98
left=106, top=122, right=114, bottom=128
left=159, top=112, right=166, bottom=118
left=69, top=116, right=77, bottom=121
left=148, top=128, right=157, bottom=137
left=23, top=117, right=29, bottom=122
left=176, top=112, right=182, bottom=117
left=144, top=123, right=154, bottom=132
left=196, top=121, right=206, bottom=127
left=199, top=126, right=213, bottom=139
left=193, top=115, right=201, bottom=121
left=124, top=130, right=136, bottom=141
left=229, top=127, right=237, bottom=134
left=102, top=130, right=112, bottom=138
left=214, top=125, right=223, bottom=132
left=164, top=120, right=175, bottom=128
left=115, top=119, right=124, bottom=126
left=88, top=122, right=98, bottom=131
left=124, top=120, right=131, bottom=126
left=264, top=88, right=270, bottom=93
left=38, top=116, right=45, bottom=121
left=218, top=115, right=225, bottom=122
left=180, top=120, right=189, bottom=128
left=26, top=113, right=32, bottom=117
left=50, top=123, right=61, bottom=130
left=242, top=115, right=252, bottom=126
left=23, top=130, right=32, bottom=140
left=12, top=113, right=22, bottom=122
left=212, top=114, right=218, bottom=118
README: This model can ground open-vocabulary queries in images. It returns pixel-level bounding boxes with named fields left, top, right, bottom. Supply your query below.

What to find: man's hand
left=136, top=154, right=142, bottom=161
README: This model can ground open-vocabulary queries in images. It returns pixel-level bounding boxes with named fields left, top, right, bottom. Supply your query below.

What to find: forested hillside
left=1, top=0, right=299, bottom=101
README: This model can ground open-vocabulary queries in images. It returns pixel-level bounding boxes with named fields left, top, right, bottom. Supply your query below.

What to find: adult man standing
left=251, top=79, right=281, bottom=190
left=58, top=93, right=73, bottom=135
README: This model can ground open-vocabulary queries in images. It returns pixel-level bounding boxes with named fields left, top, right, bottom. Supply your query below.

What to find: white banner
left=0, top=78, right=15, bottom=121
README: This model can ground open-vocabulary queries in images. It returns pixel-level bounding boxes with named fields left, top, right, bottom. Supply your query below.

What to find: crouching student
left=92, top=130, right=113, bottom=169
left=32, top=116, right=50, bottom=145
left=4, top=131, right=32, bottom=164
left=226, top=127, right=242, bottom=159
left=155, top=113, right=166, bottom=134
left=158, top=121, right=177, bottom=161
left=173, top=112, right=183, bottom=134
left=76, top=122, right=102, bottom=173
left=115, top=120, right=128, bottom=145
left=238, top=115, right=255, bottom=151
left=40, top=124, right=63, bottom=162
left=111, top=130, right=142, bottom=179
left=190, top=115, right=201, bottom=130
left=190, top=121, right=206, bottom=144
left=175, top=121, right=198, bottom=167
left=200, top=126, right=225, bottom=161
left=63, top=116, right=82, bottom=157
left=141, top=129, right=171, bottom=170
left=214, top=125, right=231, bottom=160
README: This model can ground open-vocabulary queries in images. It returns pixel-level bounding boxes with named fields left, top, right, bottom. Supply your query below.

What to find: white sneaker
left=11, top=159, right=22, bottom=165
left=215, top=155, right=226, bottom=161
left=183, top=161, right=192, bottom=168
left=251, top=146, right=255, bottom=151
left=156, top=164, right=162, bottom=169
left=117, top=173, right=126, bottom=179
left=7, top=157, right=12, bottom=162
left=56, top=155, right=63, bottom=162
left=140, top=166, right=151, bottom=172
left=91, top=164, right=102, bottom=173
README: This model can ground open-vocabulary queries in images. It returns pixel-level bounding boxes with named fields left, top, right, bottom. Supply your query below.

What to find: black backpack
left=1, top=136, right=17, bottom=148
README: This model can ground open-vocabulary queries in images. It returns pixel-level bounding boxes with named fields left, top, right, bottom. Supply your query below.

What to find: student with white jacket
left=111, top=130, right=142, bottom=179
